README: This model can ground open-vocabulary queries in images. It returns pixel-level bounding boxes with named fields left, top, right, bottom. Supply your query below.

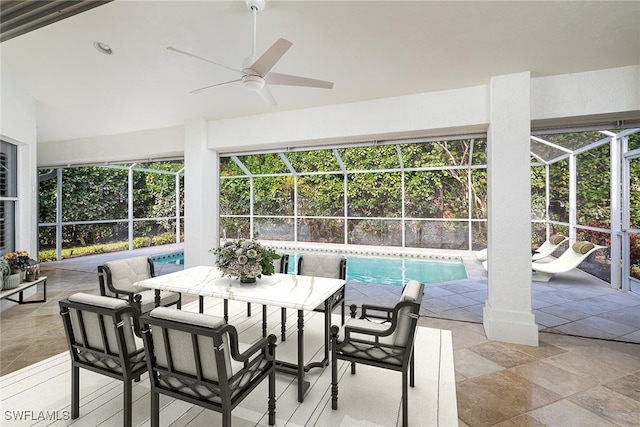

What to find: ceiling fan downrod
left=246, top=0, right=265, bottom=58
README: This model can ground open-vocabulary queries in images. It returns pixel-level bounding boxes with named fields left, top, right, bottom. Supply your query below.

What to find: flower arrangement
left=4, top=251, right=31, bottom=274
left=212, top=239, right=280, bottom=282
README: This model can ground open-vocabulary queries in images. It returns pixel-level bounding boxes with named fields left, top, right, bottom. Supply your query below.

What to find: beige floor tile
left=456, top=380, right=523, bottom=427
left=569, top=341, right=640, bottom=373
left=527, top=399, right=617, bottom=426
left=604, top=374, right=640, bottom=403
left=472, top=370, right=562, bottom=413
left=509, top=360, right=600, bottom=397
left=453, top=348, right=504, bottom=379
left=451, top=325, right=490, bottom=351
left=569, top=385, right=640, bottom=426
left=544, top=351, right=629, bottom=384
left=492, top=414, right=549, bottom=427
left=468, top=341, right=539, bottom=368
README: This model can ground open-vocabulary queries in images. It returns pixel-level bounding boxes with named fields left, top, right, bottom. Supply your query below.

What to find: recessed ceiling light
left=93, top=41, right=112, bottom=55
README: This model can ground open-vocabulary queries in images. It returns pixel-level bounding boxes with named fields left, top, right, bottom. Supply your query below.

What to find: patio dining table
left=135, top=265, right=346, bottom=402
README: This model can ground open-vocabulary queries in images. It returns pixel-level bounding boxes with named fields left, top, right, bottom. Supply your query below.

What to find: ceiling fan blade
left=266, top=72, right=334, bottom=89
left=167, top=46, right=243, bottom=74
left=249, top=38, right=292, bottom=76
left=256, top=85, right=277, bottom=106
left=190, top=79, right=242, bottom=94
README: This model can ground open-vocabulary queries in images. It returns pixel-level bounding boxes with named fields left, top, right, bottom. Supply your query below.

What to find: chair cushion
left=549, top=234, right=566, bottom=245
left=573, top=241, right=595, bottom=254
left=68, top=292, right=139, bottom=355
left=400, top=280, right=422, bottom=302
left=150, top=306, right=225, bottom=328
left=300, top=254, right=344, bottom=279
left=136, top=290, right=181, bottom=314
left=149, top=307, right=234, bottom=381
left=395, top=280, right=422, bottom=347
left=105, top=256, right=151, bottom=293
left=69, top=292, right=129, bottom=309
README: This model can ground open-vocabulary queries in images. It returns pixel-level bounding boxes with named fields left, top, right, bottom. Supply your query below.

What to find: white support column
left=484, top=72, right=538, bottom=347
left=183, top=118, right=218, bottom=268
left=609, top=134, right=622, bottom=289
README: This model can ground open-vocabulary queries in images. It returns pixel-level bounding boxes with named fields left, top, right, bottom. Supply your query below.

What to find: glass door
left=623, top=151, right=640, bottom=295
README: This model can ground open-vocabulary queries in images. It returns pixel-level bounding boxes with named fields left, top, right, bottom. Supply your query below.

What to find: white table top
left=135, top=266, right=345, bottom=311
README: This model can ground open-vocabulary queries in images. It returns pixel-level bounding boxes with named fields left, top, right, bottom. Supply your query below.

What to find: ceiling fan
left=167, top=0, right=334, bottom=106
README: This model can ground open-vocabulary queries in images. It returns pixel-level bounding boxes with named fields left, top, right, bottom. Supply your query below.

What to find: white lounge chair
left=531, top=234, right=569, bottom=261
left=476, top=233, right=568, bottom=263
left=532, top=241, right=606, bottom=282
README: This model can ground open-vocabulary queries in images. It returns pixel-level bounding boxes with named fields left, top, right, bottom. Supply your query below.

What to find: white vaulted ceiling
left=1, top=0, right=639, bottom=143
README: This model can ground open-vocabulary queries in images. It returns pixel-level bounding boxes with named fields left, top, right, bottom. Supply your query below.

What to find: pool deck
left=33, top=241, right=639, bottom=344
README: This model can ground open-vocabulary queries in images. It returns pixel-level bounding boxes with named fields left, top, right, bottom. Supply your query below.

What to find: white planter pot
left=4, top=273, right=22, bottom=290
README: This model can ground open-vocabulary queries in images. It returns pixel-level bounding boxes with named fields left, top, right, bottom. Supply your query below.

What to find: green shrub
left=152, top=232, right=176, bottom=246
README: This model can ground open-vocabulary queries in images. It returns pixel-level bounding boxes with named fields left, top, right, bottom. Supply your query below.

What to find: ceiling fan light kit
left=167, top=0, right=333, bottom=106
left=242, top=75, right=265, bottom=91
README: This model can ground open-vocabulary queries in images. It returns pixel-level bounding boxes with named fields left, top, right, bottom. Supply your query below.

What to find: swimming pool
left=152, top=252, right=466, bottom=286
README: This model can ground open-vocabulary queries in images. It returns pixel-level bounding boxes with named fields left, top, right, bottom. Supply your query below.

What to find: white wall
left=531, top=65, right=640, bottom=122
left=1, top=62, right=38, bottom=311
left=37, top=125, right=184, bottom=167
left=0, top=61, right=38, bottom=257
left=208, top=85, right=489, bottom=151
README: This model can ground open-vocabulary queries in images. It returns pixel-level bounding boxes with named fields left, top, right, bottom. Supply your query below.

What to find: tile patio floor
left=1, top=244, right=639, bottom=426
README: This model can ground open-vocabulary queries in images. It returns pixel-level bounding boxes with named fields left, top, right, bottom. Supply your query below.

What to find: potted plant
left=3, top=251, right=30, bottom=289
left=212, top=239, right=280, bottom=283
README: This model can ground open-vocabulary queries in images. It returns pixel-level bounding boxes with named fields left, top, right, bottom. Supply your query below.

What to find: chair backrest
left=146, top=307, right=232, bottom=382
left=98, top=256, right=154, bottom=296
left=60, top=293, right=142, bottom=371
left=298, top=253, right=346, bottom=279
left=394, top=280, right=424, bottom=347
left=274, top=253, right=289, bottom=274
left=141, top=307, right=273, bottom=404
left=533, top=234, right=568, bottom=260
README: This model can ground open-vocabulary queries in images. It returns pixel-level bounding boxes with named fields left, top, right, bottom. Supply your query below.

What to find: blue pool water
left=152, top=252, right=466, bottom=286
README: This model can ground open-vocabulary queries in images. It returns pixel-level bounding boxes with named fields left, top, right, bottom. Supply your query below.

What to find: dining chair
left=140, top=307, right=277, bottom=427
left=98, top=256, right=181, bottom=313
left=59, top=293, right=147, bottom=427
left=330, top=279, right=424, bottom=427
left=279, top=253, right=346, bottom=341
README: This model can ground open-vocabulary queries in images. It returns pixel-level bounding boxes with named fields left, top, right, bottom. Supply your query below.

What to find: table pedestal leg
left=262, top=305, right=268, bottom=338
left=297, top=309, right=307, bottom=403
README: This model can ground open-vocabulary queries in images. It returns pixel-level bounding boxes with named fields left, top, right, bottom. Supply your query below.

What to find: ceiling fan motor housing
left=246, top=0, right=265, bottom=12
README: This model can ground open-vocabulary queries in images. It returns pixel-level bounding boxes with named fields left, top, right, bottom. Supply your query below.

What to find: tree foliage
left=39, top=131, right=640, bottom=278
left=39, top=162, right=183, bottom=248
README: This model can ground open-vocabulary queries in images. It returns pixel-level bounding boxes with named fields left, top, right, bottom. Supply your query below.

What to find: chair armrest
left=228, top=329, right=277, bottom=363
left=360, top=303, right=394, bottom=323
left=331, top=318, right=395, bottom=342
